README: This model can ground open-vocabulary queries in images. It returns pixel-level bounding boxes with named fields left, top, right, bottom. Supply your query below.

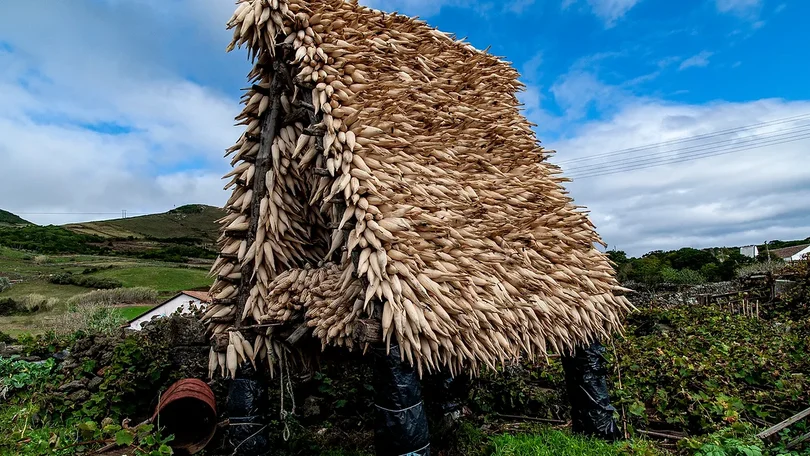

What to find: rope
left=231, top=424, right=269, bottom=454
left=374, top=401, right=424, bottom=413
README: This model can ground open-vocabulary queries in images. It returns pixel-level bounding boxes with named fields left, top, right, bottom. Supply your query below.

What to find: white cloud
left=521, top=52, right=545, bottom=81
left=564, top=0, right=644, bottom=27
left=0, top=0, right=244, bottom=225
left=716, top=0, right=761, bottom=14
left=544, top=99, right=810, bottom=255
left=679, top=51, right=713, bottom=70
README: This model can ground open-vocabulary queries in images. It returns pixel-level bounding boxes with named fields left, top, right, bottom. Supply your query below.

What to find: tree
left=667, top=248, right=717, bottom=272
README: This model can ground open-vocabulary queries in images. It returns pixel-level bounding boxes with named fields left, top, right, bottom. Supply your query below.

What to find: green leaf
left=115, top=429, right=135, bottom=446
left=158, top=443, right=174, bottom=455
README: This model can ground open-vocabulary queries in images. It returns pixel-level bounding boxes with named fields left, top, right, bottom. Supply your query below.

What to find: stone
left=58, top=379, right=87, bottom=392
left=88, top=376, right=104, bottom=391
left=68, top=389, right=90, bottom=402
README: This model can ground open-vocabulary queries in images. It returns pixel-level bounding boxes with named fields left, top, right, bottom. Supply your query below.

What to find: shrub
left=15, top=294, right=59, bottom=313
left=0, top=277, right=11, bottom=293
left=66, top=287, right=158, bottom=307
left=0, top=225, right=106, bottom=254
left=0, top=295, right=58, bottom=315
left=736, top=261, right=787, bottom=278
left=49, top=273, right=122, bottom=290
left=32, top=255, right=50, bottom=264
left=54, top=303, right=127, bottom=336
left=0, top=297, right=16, bottom=315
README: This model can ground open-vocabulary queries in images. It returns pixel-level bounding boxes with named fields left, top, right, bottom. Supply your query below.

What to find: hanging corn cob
left=204, top=0, right=635, bottom=379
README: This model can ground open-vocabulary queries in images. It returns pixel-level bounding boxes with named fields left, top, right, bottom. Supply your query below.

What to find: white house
left=127, top=290, right=211, bottom=330
left=771, top=244, right=810, bottom=262
left=739, top=245, right=759, bottom=259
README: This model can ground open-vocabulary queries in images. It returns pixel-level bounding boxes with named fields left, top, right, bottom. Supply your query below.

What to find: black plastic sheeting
left=227, top=361, right=271, bottom=456
left=372, top=343, right=431, bottom=456
left=560, top=341, right=623, bottom=441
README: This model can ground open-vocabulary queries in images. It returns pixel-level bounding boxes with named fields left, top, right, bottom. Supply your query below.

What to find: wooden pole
left=234, top=80, right=282, bottom=331
left=757, top=407, right=810, bottom=439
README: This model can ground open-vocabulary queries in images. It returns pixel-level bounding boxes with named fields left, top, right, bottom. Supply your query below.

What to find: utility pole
left=765, top=241, right=771, bottom=265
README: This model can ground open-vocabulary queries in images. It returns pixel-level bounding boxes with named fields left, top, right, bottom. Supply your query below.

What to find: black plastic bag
left=560, top=341, right=623, bottom=441
left=227, top=361, right=271, bottom=455
left=372, top=344, right=431, bottom=456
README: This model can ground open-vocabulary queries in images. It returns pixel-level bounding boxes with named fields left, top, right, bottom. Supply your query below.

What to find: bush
left=32, top=255, right=50, bottom=264
left=66, top=287, right=158, bottom=307
left=0, top=225, right=106, bottom=254
left=15, top=294, right=59, bottom=313
left=0, top=277, right=11, bottom=293
left=53, top=303, right=127, bottom=336
left=49, top=273, right=122, bottom=289
left=0, top=295, right=58, bottom=315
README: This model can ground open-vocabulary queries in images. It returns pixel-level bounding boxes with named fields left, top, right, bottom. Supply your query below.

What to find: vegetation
left=0, top=225, right=107, bottom=255
left=0, top=209, right=31, bottom=226
left=63, top=204, right=223, bottom=243
left=608, top=247, right=759, bottom=286
left=0, top=277, right=11, bottom=293
left=53, top=303, right=128, bottom=335
left=116, top=305, right=153, bottom=321
left=49, top=272, right=123, bottom=289
left=0, top=351, right=175, bottom=455
left=0, top=294, right=59, bottom=315
left=91, top=266, right=211, bottom=293
left=67, top=287, right=159, bottom=307
left=487, top=428, right=662, bottom=456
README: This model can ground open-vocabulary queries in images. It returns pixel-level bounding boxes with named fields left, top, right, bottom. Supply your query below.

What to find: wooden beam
left=235, top=80, right=283, bottom=330
left=757, top=407, right=810, bottom=439
left=355, top=318, right=382, bottom=344
left=285, top=323, right=311, bottom=345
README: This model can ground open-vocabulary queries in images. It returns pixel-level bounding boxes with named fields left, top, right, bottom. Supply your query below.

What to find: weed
left=66, top=287, right=159, bottom=307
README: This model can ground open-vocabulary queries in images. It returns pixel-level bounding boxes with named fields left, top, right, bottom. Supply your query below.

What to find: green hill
left=0, top=209, right=31, bottom=226
left=64, top=204, right=225, bottom=243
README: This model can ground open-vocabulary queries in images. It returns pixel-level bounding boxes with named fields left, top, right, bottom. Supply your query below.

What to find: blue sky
left=0, top=0, right=808, bottom=256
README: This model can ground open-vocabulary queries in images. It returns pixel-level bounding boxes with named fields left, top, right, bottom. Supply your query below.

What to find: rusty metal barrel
left=151, top=379, right=217, bottom=454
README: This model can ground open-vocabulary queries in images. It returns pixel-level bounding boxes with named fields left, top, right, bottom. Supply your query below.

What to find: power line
left=15, top=212, right=147, bottom=216
left=565, top=124, right=810, bottom=176
left=556, top=112, right=810, bottom=166
left=569, top=134, right=810, bottom=180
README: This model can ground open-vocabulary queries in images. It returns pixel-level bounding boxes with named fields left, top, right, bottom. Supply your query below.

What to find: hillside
left=63, top=204, right=225, bottom=243
left=0, top=209, right=31, bottom=226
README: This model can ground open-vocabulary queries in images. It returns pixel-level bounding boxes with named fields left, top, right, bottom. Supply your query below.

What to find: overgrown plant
left=53, top=303, right=126, bottom=335
left=66, top=287, right=158, bottom=307
left=0, top=276, right=11, bottom=292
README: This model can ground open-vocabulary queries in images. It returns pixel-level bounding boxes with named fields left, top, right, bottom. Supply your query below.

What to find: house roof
left=125, top=290, right=211, bottom=325
left=182, top=290, right=213, bottom=303
left=771, top=244, right=810, bottom=260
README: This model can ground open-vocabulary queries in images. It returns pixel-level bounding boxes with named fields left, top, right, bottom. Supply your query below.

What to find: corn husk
left=206, top=0, right=634, bottom=377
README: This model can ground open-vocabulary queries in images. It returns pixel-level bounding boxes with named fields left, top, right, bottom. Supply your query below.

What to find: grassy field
left=64, top=204, right=224, bottom=242
left=92, top=266, right=211, bottom=294
left=0, top=245, right=211, bottom=335
left=116, top=305, right=154, bottom=320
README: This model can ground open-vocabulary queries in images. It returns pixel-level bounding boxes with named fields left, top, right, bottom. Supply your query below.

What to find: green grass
left=0, top=281, right=88, bottom=301
left=116, top=306, right=154, bottom=320
left=64, top=204, right=224, bottom=242
left=0, top=209, right=31, bottom=226
left=488, top=430, right=663, bottom=456
left=90, top=266, right=211, bottom=293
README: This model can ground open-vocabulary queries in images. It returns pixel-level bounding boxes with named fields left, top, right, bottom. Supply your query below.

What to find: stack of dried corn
left=204, top=0, right=634, bottom=379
